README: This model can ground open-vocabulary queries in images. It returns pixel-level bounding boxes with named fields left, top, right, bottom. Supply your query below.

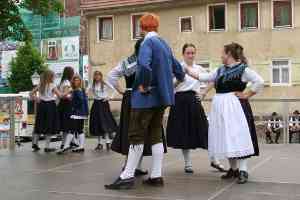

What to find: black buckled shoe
left=44, top=148, right=56, bottom=153
left=143, top=177, right=164, bottom=187
left=221, top=168, right=239, bottom=180
left=57, top=147, right=71, bottom=155
left=94, top=144, right=103, bottom=151
left=211, top=162, right=227, bottom=173
left=72, top=148, right=85, bottom=153
left=70, top=142, right=79, bottom=149
left=134, top=169, right=148, bottom=177
left=237, top=171, right=249, bottom=184
left=105, top=177, right=135, bottom=190
left=32, top=144, right=41, bottom=152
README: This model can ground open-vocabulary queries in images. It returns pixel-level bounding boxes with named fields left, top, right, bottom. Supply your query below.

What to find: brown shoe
left=143, top=177, right=164, bottom=187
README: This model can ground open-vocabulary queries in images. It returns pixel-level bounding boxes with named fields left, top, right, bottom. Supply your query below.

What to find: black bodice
left=215, top=63, right=247, bottom=93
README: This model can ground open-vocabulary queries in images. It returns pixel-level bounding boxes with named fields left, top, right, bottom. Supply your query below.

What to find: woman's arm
left=235, top=68, right=264, bottom=99
left=107, top=63, right=125, bottom=95
left=185, top=66, right=217, bottom=82
left=53, top=87, right=63, bottom=98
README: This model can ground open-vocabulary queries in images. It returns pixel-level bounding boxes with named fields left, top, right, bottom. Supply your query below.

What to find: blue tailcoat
left=131, top=36, right=185, bottom=109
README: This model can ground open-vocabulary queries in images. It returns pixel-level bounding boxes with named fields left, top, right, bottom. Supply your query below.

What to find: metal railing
left=0, top=95, right=299, bottom=150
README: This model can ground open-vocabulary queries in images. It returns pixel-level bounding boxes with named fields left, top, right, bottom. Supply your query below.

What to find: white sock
left=239, top=159, right=248, bottom=172
left=120, top=144, right=144, bottom=179
left=78, top=133, right=85, bottom=149
left=64, top=133, right=74, bottom=149
left=45, top=136, right=51, bottom=149
left=182, top=149, right=192, bottom=169
left=72, top=135, right=79, bottom=145
left=151, top=143, right=164, bottom=178
left=33, top=134, right=39, bottom=146
left=61, top=132, right=67, bottom=146
left=229, top=159, right=238, bottom=170
left=97, top=136, right=102, bottom=145
left=137, top=156, right=143, bottom=170
left=105, top=133, right=112, bottom=144
left=211, top=156, right=221, bottom=165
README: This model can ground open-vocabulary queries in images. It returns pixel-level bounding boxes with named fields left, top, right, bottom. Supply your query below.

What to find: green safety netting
left=19, top=9, right=80, bottom=48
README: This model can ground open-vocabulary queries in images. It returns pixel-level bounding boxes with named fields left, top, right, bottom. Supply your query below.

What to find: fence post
left=9, top=97, right=16, bottom=150
left=282, top=101, right=289, bottom=144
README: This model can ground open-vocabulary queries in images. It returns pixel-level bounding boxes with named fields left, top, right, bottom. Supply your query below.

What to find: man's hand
left=138, top=85, right=147, bottom=93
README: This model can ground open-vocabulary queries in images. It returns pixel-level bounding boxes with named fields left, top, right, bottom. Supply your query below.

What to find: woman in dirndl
left=88, top=70, right=118, bottom=151
left=31, top=70, right=65, bottom=153
left=57, top=66, right=75, bottom=149
left=107, top=38, right=167, bottom=177
left=167, top=43, right=225, bottom=173
left=186, top=42, right=264, bottom=184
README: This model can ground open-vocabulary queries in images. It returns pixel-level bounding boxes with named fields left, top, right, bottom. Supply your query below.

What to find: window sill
left=131, top=37, right=143, bottom=41
left=271, top=83, right=292, bottom=87
left=180, top=30, right=193, bottom=33
left=97, top=39, right=114, bottom=43
left=208, top=29, right=226, bottom=33
left=239, top=27, right=259, bottom=32
left=272, top=26, right=294, bottom=30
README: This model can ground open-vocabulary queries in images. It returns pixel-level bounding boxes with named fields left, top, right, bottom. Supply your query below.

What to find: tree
left=0, top=0, right=63, bottom=41
left=8, top=42, right=47, bottom=92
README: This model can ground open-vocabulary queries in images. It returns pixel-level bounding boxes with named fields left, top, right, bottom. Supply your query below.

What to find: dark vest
left=125, top=73, right=136, bottom=89
left=215, top=63, right=247, bottom=94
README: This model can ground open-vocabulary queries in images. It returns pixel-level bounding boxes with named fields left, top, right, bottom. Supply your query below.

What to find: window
left=240, top=2, right=259, bottom=30
left=47, top=41, right=58, bottom=60
left=208, top=4, right=226, bottom=31
left=132, top=14, right=143, bottom=39
left=98, top=16, right=113, bottom=41
left=271, top=60, right=291, bottom=85
left=180, top=17, right=193, bottom=32
left=273, top=0, right=292, bottom=28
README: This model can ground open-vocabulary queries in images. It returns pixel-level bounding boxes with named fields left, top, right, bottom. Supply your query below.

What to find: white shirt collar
left=144, top=31, right=158, bottom=41
left=181, top=61, right=197, bottom=68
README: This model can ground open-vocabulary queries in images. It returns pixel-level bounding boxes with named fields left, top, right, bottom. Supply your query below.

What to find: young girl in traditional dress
left=31, top=70, right=64, bottom=152
left=167, top=44, right=209, bottom=173
left=57, top=67, right=77, bottom=149
left=186, top=43, right=264, bottom=184
left=58, top=75, right=88, bottom=154
left=89, top=71, right=118, bottom=151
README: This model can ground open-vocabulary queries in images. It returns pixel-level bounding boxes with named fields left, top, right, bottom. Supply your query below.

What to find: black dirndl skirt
left=167, top=91, right=208, bottom=149
left=89, top=99, right=118, bottom=136
left=111, top=90, right=167, bottom=156
left=57, top=99, right=72, bottom=132
left=239, top=99, right=259, bottom=158
left=34, top=100, right=58, bottom=135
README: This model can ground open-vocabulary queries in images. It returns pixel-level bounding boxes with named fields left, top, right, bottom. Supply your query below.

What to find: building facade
left=81, top=0, right=300, bottom=114
left=20, top=0, right=85, bottom=84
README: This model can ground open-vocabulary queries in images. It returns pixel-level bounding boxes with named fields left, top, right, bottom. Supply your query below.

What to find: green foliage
left=8, top=42, right=47, bottom=92
left=0, top=0, right=63, bottom=41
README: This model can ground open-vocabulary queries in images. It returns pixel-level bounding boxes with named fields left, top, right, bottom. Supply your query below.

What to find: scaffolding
left=20, top=9, right=80, bottom=49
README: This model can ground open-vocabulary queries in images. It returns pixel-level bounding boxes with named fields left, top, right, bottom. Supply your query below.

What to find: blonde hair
left=71, top=74, right=84, bottom=90
left=39, top=70, right=55, bottom=95
left=92, top=71, right=105, bottom=92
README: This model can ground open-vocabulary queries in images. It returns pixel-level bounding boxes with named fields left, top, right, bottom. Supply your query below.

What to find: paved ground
left=1, top=140, right=300, bottom=200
